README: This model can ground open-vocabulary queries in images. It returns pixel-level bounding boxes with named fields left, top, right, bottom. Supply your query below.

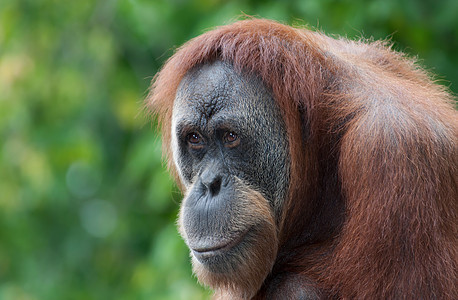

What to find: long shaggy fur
left=147, top=19, right=458, bottom=299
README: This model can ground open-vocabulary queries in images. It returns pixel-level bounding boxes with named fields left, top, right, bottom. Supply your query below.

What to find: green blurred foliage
left=0, top=0, right=456, bottom=299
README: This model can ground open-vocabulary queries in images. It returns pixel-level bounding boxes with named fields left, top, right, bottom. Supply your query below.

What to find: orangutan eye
left=223, top=131, right=240, bottom=147
left=187, top=132, right=205, bottom=149
left=188, top=132, right=201, bottom=143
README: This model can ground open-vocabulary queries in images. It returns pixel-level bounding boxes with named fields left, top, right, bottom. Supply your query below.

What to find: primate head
left=148, top=19, right=458, bottom=300
left=172, top=61, right=289, bottom=297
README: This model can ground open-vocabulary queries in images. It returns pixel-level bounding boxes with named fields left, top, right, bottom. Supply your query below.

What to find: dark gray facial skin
left=171, top=61, right=290, bottom=276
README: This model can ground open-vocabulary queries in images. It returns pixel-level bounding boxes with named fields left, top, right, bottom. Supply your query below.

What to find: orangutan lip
left=191, top=229, right=250, bottom=255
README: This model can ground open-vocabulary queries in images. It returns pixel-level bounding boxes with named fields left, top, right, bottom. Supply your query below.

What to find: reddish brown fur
left=147, top=19, right=458, bottom=299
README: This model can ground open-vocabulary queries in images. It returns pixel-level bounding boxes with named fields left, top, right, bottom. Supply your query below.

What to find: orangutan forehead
left=173, top=61, right=274, bottom=125
left=175, top=62, right=235, bottom=117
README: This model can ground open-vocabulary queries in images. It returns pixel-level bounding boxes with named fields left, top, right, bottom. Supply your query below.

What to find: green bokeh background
left=1, top=0, right=457, bottom=299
